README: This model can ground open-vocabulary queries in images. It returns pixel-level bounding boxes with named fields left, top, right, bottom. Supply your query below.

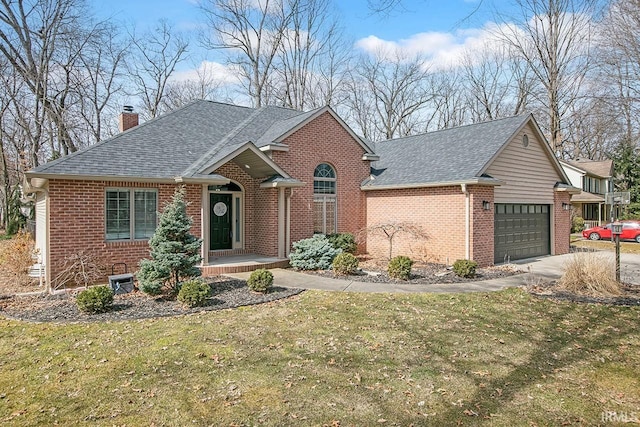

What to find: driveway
left=225, top=252, right=640, bottom=293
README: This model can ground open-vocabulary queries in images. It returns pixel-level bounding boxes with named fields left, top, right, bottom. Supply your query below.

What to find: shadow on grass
left=397, top=291, right=635, bottom=424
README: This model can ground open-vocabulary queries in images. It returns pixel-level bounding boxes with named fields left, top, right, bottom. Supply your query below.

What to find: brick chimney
left=118, top=105, right=138, bottom=132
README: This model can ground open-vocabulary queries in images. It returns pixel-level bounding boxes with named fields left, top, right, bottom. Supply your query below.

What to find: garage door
left=494, top=204, right=550, bottom=263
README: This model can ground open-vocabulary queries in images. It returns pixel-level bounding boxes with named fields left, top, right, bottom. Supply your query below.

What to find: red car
left=582, top=221, right=640, bottom=242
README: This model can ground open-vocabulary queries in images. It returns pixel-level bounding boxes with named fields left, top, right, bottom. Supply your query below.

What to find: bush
left=559, top=253, right=621, bottom=296
left=177, top=279, right=211, bottom=307
left=571, top=216, right=585, bottom=233
left=289, top=235, right=341, bottom=270
left=327, top=233, right=357, bottom=254
left=76, top=286, right=114, bottom=314
left=452, top=259, right=478, bottom=278
left=247, top=269, right=273, bottom=293
left=387, top=255, right=413, bottom=280
left=332, top=252, right=359, bottom=275
left=0, top=231, right=35, bottom=286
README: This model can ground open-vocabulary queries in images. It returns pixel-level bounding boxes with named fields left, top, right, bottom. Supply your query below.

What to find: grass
left=1, top=289, right=639, bottom=426
left=571, top=233, right=640, bottom=254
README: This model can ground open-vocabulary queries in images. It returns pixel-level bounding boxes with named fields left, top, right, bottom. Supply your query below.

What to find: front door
left=210, top=193, right=232, bottom=250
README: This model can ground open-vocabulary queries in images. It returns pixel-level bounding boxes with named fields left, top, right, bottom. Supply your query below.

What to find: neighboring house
left=25, top=101, right=578, bottom=289
left=559, top=159, right=614, bottom=228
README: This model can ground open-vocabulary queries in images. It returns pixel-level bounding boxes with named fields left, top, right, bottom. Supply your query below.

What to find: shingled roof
left=565, top=159, right=613, bottom=178
left=29, top=100, right=373, bottom=184
left=362, top=114, right=534, bottom=189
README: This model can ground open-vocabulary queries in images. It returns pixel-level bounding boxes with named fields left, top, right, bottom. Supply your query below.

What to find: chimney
left=118, top=105, right=138, bottom=132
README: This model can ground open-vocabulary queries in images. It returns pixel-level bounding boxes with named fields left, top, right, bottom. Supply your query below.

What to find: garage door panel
left=494, top=203, right=550, bottom=263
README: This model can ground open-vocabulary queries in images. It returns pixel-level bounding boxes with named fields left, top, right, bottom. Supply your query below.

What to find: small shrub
left=289, top=235, right=341, bottom=270
left=76, top=286, right=114, bottom=314
left=452, top=259, right=478, bottom=278
left=247, top=269, right=273, bottom=293
left=559, top=253, right=621, bottom=296
left=388, top=255, right=413, bottom=280
left=0, top=231, right=36, bottom=286
left=327, top=233, right=357, bottom=254
left=177, top=279, right=211, bottom=307
left=571, top=216, right=585, bottom=233
left=332, top=252, right=359, bottom=275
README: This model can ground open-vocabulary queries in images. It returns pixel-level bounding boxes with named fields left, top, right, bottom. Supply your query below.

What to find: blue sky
left=93, top=0, right=517, bottom=76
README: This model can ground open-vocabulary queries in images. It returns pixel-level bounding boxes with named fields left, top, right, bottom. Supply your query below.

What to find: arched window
left=313, top=163, right=337, bottom=234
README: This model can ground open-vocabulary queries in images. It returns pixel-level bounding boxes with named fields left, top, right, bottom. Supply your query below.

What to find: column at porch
left=278, top=187, right=285, bottom=258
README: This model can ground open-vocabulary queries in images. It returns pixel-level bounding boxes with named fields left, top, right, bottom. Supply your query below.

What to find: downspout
left=286, top=189, right=293, bottom=257
left=461, top=184, right=470, bottom=260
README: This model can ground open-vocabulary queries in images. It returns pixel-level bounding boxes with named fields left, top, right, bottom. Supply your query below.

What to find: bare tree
left=0, top=0, right=92, bottom=163
left=128, top=19, right=189, bottom=119
left=460, top=44, right=535, bottom=122
left=271, top=0, right=349, bottom=109
left=161, top=63, right=227, bottom=111
left=76, top=23, right=127, bottom=144
left=199, top=0, right=295, bottom=108
left=430, top=68, right=467, bottom=131
left=358, top=221, right=428, bottom=260
left=495, top=0, right=600, bottom=156
left=347, top=52, right=434, bottom=141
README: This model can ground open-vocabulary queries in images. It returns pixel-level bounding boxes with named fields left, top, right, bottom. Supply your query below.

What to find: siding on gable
left=486, top=122, right=563, bottom=204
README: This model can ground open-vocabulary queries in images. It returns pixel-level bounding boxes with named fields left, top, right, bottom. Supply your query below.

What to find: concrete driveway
left=225, top=252, right=640, bottom=293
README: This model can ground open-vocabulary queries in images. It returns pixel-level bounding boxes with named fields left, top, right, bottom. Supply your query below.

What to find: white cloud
left=355, top=22, right=516, bottom=70
left=169, top=60, right=240, bottom=85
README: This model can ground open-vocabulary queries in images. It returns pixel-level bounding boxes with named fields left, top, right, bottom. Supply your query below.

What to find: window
left=313, top=163, right=337, bottom=234
left=106, top=189, right=157, bottom=241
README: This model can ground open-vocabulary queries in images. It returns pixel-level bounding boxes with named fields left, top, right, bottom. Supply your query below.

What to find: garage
left=494, top=203, right=550, bottom=263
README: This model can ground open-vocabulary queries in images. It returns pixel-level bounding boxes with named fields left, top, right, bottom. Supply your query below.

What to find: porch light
left=482, top=201, right=491, bottom=210
left=244, top=164, right=251, bottom=169
left=562, top=203, right=571, bottom=211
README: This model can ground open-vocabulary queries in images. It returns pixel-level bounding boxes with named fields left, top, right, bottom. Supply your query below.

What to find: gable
left=282, top=111, right=369, bottom=158
left=485, top=121, right=564, bottom=203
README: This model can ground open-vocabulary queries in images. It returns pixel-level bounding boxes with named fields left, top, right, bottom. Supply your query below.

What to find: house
left=559, top=159, right=614, bottom=228
left=25, top=100, right=578, bottom=290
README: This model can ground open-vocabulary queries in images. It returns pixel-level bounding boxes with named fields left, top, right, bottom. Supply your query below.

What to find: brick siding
left=272, top=111, right=371, bottom=250
left=365, top=185, right=494, bottom=266
left=47, top=179, right=200, bottom=288
left=554, top=191, right=571, bottom=255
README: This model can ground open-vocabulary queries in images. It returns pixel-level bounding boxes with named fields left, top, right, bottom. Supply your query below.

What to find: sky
left=93, top=0, right=519, bottom=77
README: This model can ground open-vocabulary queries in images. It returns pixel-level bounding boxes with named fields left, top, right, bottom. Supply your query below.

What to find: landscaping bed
left=306, top=259, right=520, bottom=284
left=527, top=280, right=640, bottom=306
left=0, top=277, right=302, bottom=323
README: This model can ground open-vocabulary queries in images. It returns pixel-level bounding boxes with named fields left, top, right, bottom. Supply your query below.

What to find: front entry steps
left=200, top=253, right=289, bottom=276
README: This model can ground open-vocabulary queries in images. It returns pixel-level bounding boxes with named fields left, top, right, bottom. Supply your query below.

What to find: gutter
left=461, top=184, right=470, bottom=260
left=361, top=177, right=503, bottom=191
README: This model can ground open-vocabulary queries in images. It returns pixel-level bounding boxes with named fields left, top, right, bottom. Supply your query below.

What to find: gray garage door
left=494, top=204, right=550, bottom=263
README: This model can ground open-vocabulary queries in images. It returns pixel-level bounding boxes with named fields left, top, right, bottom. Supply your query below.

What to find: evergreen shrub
left=247, top=269, right=273, bottom=293
left=452, top=259, right=478, bottom=278
left=177, top=279, right=211, bottom=307
left=289, top=235, right=340, bottom=270
left=76, top=286, right=114, bottom=314
left=388, top=256, right=413, bottom=280
left=332, top=252, right=359, bottom=275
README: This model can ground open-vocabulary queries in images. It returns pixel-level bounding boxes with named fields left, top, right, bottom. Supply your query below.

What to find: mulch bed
left=0, top=277, right=302, bottom=323
left=306, top=262, right=520, bottom=284
left=527, top=281, right=640, bottom=306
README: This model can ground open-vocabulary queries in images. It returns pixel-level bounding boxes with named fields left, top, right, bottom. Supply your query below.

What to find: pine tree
left=137, top=187, right=202, bottom=295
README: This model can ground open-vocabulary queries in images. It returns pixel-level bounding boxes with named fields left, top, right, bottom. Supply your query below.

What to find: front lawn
left=1, top=289, right=639, bottom=426
left=571, top=233, right=640, bottom=254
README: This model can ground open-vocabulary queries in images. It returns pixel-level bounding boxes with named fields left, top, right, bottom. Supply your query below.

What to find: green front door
left=210, top=193, right=232, bottom=250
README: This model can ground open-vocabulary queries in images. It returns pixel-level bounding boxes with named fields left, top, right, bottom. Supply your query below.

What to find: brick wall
left=365, top=185, right=494, bottom=266
left=469, top=186, right=495, bottom=266
left=554, top=191, right=571, bottom=255
left=47, top=179, right=201, bottom=287
left=272, top=111, right=371, bottom=250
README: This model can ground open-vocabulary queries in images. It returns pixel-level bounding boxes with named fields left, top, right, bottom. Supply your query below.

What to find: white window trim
left=313, top=163, right=337, bottom=234
left=105, top=188, right=158, bottom=242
